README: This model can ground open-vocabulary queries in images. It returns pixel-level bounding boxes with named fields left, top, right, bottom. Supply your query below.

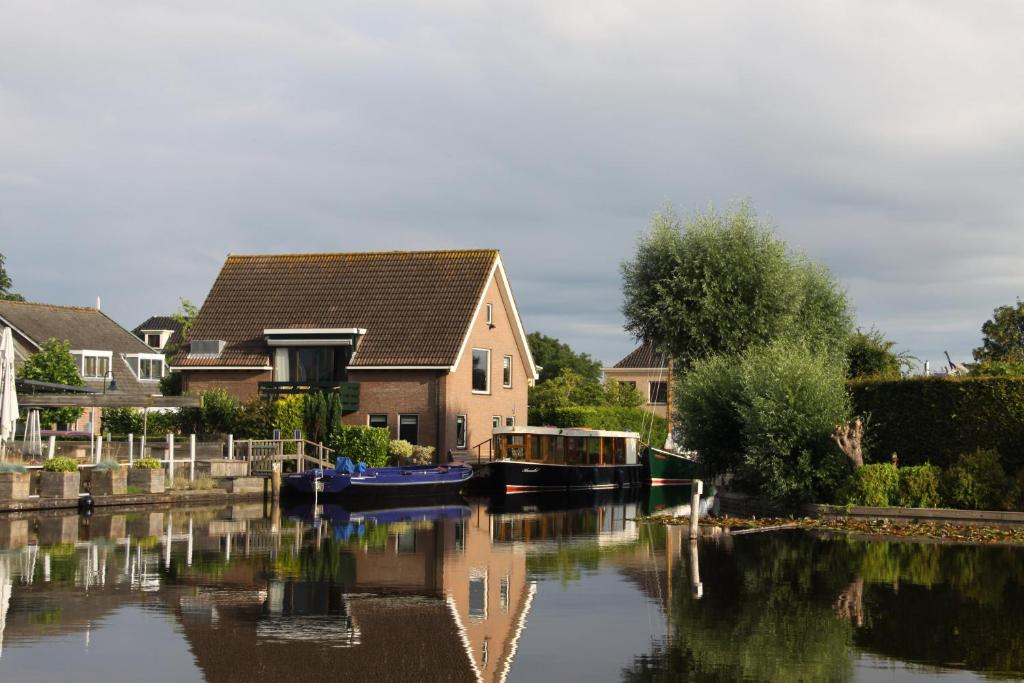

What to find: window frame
left=471, top=348, right=491, bottom=394
left=485, top=303, right=493, bottom=326
left=649, top=381, right=668, bottom=405
left=398, top=414, right=419, bottom=444
left=75, top=350, right=113, bottom=379
left=502, top=355, right=513, bottom=388
left=368, top=414, right=389, bottom=430
left=144, top=333, right=163, bottom=349
left=492, top=415, right=501, bottom=430
left=456, top=415, right=467, bottom=449
left=505, top=416, right=515, bottom=428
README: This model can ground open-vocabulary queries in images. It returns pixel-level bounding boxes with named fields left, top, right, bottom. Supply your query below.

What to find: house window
left=288, top=346, right=350, bottom=383
left=492, top=416, right=501, bottom=429
left=368, top=414, right=388, bottom=430
left=649, top=381, right=668, bottom=404
left=505, top=416, right=515, bottom=427
left=456, top=415, right=467, bottom=449
left=502, top=355, right=512, bottom=388
left=472, top=348, right=490, bottom=393
left=485, top=303, right=493, bottom=326
left=139, top=357, right=164, bottom=380
left=469, top=570, right=487, bottom=621
left=80, top=352, right=112, bottom=379
left=145, top=333, right=162, bottom=349
left=399, top=415, right=419, bottom=444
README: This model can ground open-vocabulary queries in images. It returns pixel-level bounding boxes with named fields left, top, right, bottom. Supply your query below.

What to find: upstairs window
left=502, top=355, right=513, bottom=388
left=139, top=356, right=165, bottom=380
left=145, top=333, right=163, bottom=349
left=472, top=348, right=490, bottom=393
left=485, top=303, right=493, bottom=326
left=649, top=381, right=668, bottom=404
left=77, top=351, right=112, bottom=379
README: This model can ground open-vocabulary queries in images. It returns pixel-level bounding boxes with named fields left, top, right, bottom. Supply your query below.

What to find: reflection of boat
left=486, top=426, right=645, bottom=493
left=284, top=464, right=474, bottom=497
left=642, top=445, right=701, bottom=486
left=487, top=489, right=642, bottom=548
left=284, top=502, right=471, bottom=527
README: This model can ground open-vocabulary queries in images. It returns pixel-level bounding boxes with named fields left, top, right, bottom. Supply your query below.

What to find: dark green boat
left=643, top=445, right=700, bottom=486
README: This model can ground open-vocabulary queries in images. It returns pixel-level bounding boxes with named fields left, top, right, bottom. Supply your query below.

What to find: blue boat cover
left=335, top=457, right=368, bottom=474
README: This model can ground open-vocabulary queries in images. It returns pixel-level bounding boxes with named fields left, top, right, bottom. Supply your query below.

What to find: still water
left=0, top=491, right=1022, bottom=682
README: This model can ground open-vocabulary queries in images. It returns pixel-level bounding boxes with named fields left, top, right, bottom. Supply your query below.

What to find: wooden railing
left=472, top=437, right=494, bottom=465
left=236, top=438, right=336, bottom=475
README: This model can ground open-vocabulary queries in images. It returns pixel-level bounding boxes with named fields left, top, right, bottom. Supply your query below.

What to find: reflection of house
left=0, top=300, right=177, bottom=433
left=602, top=342, right=669, bottom=419
left=171, top=250, right=538, bottom=457
left=132, top=315, right=183, bottom=352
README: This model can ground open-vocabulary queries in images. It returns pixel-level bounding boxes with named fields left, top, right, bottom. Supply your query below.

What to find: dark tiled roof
left=175, top=250, right=499, bottom=368
left=133, top=315, right=182, bottom=335
left=612, top=342, right=668, bottom=369
left=0, top=300, right=165, bottom=404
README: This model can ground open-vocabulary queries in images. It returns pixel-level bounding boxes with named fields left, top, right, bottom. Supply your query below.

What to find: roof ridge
left=0, top=299, right=100, bottom=313
left=225, top=248, right=499, bottom=260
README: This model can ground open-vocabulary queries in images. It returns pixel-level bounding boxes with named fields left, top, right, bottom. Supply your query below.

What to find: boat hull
left=284, top=464, right=473, bottom=498
left=488, top=460, right=645, bottom=493
left=643, top=447, right=701, bottom=486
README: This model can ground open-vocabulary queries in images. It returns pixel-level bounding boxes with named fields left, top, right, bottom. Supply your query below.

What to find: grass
left=170, top=475, right=217, bottom=491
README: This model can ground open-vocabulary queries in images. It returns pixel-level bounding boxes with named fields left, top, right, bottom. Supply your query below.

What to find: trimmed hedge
left=329, top=425, right=390, bottom=468
left=941, top=449, right=1011, bottom=511
left=841, top=464, right=899, bottom=506
left=896, top=464, right=941, bottom=507
left=544, top=406, right=669, bottom=447
left=851, top=376, right=1024, bottom=471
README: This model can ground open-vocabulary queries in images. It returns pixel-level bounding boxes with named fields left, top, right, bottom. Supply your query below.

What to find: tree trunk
left=832, top=418, right=864, bottom=469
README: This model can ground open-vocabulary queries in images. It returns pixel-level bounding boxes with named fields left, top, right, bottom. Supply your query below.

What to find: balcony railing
left=257, top=381, right=359, bottom=412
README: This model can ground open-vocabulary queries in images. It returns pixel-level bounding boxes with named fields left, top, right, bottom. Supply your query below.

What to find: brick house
left=602, top=342, right=669, bottom=419
left=171, top=249, right=538, bottom=457
left=132, top=315, right=183, bottom=352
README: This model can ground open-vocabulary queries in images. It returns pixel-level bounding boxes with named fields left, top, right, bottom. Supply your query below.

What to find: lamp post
left=102, top=370, right=117, bottom=394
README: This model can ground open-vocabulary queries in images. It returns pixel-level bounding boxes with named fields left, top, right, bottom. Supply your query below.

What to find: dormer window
left=125, top=353, right=166, bottom=381
left=72, top=350, right=113, bottom=379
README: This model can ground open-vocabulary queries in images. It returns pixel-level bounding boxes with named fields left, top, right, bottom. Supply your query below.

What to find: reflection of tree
left=624, top=532, right=1024, bottom=681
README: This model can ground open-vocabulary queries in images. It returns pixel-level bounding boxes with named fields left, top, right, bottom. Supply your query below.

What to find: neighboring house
left=132, top=315, right=183, bottom=352
left=602, top=342, right=669, bottom=419
left=171, top=249, right=538, bottom=457
left=0, top=300, right=172, bottom=433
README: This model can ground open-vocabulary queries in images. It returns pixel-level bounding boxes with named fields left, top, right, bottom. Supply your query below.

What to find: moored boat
left=642, top=445, right=701, bottom=486
left=284, top=462, right=473, bottom=497
left=486, top=426, right=645, bottom=494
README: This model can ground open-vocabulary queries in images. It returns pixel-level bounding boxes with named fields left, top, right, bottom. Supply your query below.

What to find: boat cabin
left=490, top=426, right=639, bottom=466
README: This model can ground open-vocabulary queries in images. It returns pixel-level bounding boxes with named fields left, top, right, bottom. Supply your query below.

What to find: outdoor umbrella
left=0, top=327, right=18, bottom=456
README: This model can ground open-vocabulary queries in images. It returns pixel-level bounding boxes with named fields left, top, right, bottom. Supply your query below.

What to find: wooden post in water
left=96, top=435, right=103, bottom=464
left=689, top=479, right=703, bottom=538
left=271, top=461, right=282, bottom=501
left=167, top=433, right=175, bottom=483
left=128, top=433, right=134, bottom=465
left=189, top=434, right=196, bottom=482
left=690, top=539, right=703, bottom=598
left=227, top=434, right=234, bottom=460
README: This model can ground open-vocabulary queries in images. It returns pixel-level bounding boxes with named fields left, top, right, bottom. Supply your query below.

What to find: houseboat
left=487, top=426, right=645, bottom=493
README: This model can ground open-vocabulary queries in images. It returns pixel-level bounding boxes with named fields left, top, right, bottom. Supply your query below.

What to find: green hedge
left=544, top=406, right=668, bottom=447
left=851, top=376, right=1024, bottom=470
left=328, top=425, right=390, bottom=468
left=841, top=463, right=899, bottom=506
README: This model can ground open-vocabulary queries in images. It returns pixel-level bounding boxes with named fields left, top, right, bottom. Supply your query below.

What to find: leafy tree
left=163, top=298, right=199, bottom=359
left=19, top=338, right=84, bottom=426
left=601, top=378, right=644, bottom=409
left=621, top=204, right=852, bottom=369
left=974, top=300, right=1024, bottom=363
left=526, top=332, right=602, bottom=383
left=0, top=253, right=25, bottom=301
left=528, top=368, right=604, bottom=423
left=677, top=340, right=851, bottom=504
left=847, top=327, right=906, bottom=379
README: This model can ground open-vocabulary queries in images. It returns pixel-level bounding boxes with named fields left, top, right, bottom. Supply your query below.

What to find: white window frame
left=502, top=355, right=513, bottom=388
left=471, top=348, right=491, bottom=394
left=368, top=414, right=389, bottom=430
left=75, top=350, right=113, bottom=379
left=505, top=416, right=515, bottom=427
left=456, top=415, right=467, bottom=449
left=485, top=303, right=493, bottom=326
left=135, top=353, right=166, bottom=381
left=492, top=415, right=501, bottom=430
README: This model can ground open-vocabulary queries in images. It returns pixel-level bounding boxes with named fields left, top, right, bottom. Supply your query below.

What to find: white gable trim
left=449, top=255, right=539, bottom=380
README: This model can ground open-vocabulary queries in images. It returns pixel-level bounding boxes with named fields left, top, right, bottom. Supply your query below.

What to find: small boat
left=486, top=426, right=645, bottom=493
left=642, top=445, right=701, bottom=486
left=284, top=461, right=473, bottom=497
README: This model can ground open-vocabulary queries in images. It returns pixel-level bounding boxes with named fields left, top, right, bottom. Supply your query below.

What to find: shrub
left=133, top=457, right=163, bottom=470
left=941, top=449, right=1010, bottom=510
left=102, top=407, right=144, bottom=435
left=409, top=445, right=435, bottom=465
left=896, top=464, right=941, bottom=507
left=0, top=462, right=27, bottom=474
left=328, top=425, right=390, bottom=468
left=390, top=439, right=414, bottom=462
left=43, top=457, right=78, bottom=473
left=841, top=464, right=899, bottom=507
left=93, top=460, right=122, bottom=473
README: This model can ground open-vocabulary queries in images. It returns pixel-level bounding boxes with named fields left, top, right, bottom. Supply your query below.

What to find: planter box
left=0, top=472, right=31, bottom=500
left=205, top=460, right=250, bottom=478
left=91, top=469, right=127, bottom=496
left=39, top=471, right=81, bottom=499
left=87, top=514, right=126, bottom=540
left=37, top=516, right=80, bottom=546
left=128, top=468, right=165, bottom=494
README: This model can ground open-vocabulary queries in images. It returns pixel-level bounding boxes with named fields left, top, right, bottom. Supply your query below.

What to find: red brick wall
left=343, top=369, right=443, bottom=451
left=181, top=369, right=271, bottom=402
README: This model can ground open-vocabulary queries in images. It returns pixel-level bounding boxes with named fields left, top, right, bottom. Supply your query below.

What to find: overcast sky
left=2, top=1, right=1022, bottom=367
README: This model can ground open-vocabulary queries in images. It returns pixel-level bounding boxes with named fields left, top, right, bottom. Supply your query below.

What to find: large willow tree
left=620, top=204, right=852, bottom=368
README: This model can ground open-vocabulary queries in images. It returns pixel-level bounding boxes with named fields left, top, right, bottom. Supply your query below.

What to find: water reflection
left=0, top=492, right=1022, bottom=682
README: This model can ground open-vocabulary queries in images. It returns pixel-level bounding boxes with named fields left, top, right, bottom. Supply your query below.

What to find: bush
left=409, top=445, right=435, bottom=465
left=102, top=407, right=144, bottom=435
left=941, top=449, right=1010, bottom=510
left=896, top=464, right=941, bottom=507
left=328, top=425, right=390, bottom=468
left=850, top=376, right=1024, bottom=472
left=232, top=399, right=276, bottom=439
left=841, top=464, right=899, bottom=507
left=43, top=457, right=78, bottom=473
left=390, top=439, right=414, bottom=462
left=546, top=406, right=669, bottom=449
left=94, top=459, right=122, bottom=473
left=133, top=457, right=163, bottom=470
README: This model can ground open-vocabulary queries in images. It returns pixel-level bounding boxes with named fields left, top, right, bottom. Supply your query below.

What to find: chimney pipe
left=96, top=296, right=101, bottom=311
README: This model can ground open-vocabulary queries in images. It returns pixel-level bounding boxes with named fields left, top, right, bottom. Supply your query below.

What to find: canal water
left=0, top=490, right=1022, bottom=682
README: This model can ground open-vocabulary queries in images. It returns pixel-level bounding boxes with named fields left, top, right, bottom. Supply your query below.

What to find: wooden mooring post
left=271, top=462, right=282, bottom=500
left=689, top=479, right=703, bottom=538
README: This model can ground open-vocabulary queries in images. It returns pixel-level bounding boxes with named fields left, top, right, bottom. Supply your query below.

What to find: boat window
left=528, top=434, right=542, bottom=461
left=507, top=434, right=525, bottom=460
left=549, top=436, right=565, bottom=464
left=565, top=437, right=582, bottom=465
left=584, top=437, right=601, bottom=465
